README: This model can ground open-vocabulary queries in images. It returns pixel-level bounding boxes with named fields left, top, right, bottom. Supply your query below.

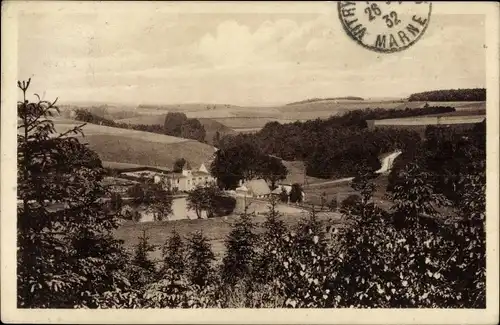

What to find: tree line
left=215, top=106, right=454, bottom=180
left=408, top=88, right=486, bottom=101
left=73, top=109, right=206, bottom=142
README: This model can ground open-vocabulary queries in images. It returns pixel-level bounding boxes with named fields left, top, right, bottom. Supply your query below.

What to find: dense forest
left=408, top=88, right=486, bottom=101
left=217, top=106, right=456, bottom=179
left=73, top=109, right=206, bottom=142
left=18, top=79, right=486, bottom=308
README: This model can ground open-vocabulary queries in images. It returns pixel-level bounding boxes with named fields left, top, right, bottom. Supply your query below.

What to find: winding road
left=304, top=150, right=402, bottom=188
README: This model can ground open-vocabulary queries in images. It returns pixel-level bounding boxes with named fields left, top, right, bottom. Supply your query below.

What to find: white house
left=158, top=163, right=215, bottom=192
left=118, top=162, right=215, bottom=192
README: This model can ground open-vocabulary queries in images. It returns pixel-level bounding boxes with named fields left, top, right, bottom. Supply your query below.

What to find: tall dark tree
left=222, top=212, right=257, bottom=285
left=161, top=229, right=185, bottom=278
left=186, top=231, right=215, bottom=287
left=253, top=197, right=288, bottom=283
left=17, top=79, right=129, bottom=308
left=147, top=185, right=173, bottom=221
left=163, top=112, right=188, bottom=137
left=289, top=183, right=303, bottom=203
left=181, top=118, right=206, bottom=142
left=133, top=230, right=156, bottom=272
left=213, top=130, right=222, bottom=147
left=258, top=155, right=288, bottom=190
left=173, top=158, right=187, bottom=173
left=210, top=143, right=261, bottom=189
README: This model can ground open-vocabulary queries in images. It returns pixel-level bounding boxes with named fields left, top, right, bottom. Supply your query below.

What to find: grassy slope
left=304, top=175, right=390, bottom=209
left=52, top=120, right=216, bottom=169
left=82, top=135, right=216, bottom=168
left=197, top=118, right=238, bottom=145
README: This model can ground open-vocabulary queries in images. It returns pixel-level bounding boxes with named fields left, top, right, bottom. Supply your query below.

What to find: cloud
left=17, top=10, right=486, bottom=105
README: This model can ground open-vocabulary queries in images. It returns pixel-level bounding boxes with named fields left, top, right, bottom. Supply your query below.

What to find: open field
left=53, top=120, right=190, bottom=144
left=45, top=119, right=217, bottom=168
left=371, top=115, right=485, bottom=126
left=114, top=206, right=340, bottom=262
left=83, top=135, right=215, bottom=169
left=304, top=175, right=391, bottom=210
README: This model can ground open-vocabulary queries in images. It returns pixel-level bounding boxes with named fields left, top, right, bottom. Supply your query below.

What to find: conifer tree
left=186, top=231, right=215, bottom=287
left=161, top=229, right=186, bottom=278
left=222, top=211, right=257, bottom=285
left=17, top=79, right=129, bottom=308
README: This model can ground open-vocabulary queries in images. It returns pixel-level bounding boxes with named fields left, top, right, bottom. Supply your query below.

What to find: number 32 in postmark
left=338, top=1, right=432, bottom=53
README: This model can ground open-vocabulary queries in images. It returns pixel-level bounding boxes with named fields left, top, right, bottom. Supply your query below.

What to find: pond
left=138, top=197, right=207, bottom=222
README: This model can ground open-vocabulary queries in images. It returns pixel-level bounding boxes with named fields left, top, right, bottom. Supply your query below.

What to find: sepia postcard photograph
left=1, top=1, right=499, bottom=324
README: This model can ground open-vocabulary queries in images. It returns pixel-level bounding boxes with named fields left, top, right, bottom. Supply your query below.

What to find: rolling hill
left=64, top=98, right=486, bottom=139
left=50, top=119, right=217, bottom=169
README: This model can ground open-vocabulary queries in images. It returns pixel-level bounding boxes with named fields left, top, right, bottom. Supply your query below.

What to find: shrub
left=327, top=198, right=338, bottom=212
left=270, top=210, right=337, bottom=308
left=340, top=194, right=362, bottom=215
left=212, top=195, right=237, bottom=217
left=278, top=187, right=289, bottom=203
left=331, top=160, right=485, bottom=308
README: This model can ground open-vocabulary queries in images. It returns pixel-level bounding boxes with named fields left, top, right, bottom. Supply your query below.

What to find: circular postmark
left=338, top=1, right=432, bottom=53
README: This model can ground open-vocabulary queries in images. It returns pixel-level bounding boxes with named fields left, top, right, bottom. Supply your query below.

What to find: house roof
left=244, top=179, right=271, bottom=196
left=192, top=171, right=211, bottom=177
left=164, top=173, right=187, bottom=179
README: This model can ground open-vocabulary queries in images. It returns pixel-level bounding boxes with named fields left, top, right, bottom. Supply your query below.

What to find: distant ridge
left=286, top=97, right=364, bottom=106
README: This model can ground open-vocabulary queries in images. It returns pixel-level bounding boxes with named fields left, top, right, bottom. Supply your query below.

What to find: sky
left=17, top=2, right=486, bottom=106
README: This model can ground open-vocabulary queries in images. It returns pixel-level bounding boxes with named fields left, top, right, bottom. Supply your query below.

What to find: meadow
left=51, top=119, right=217, bottom=169
left=114, top=202, right=337, bottom=262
